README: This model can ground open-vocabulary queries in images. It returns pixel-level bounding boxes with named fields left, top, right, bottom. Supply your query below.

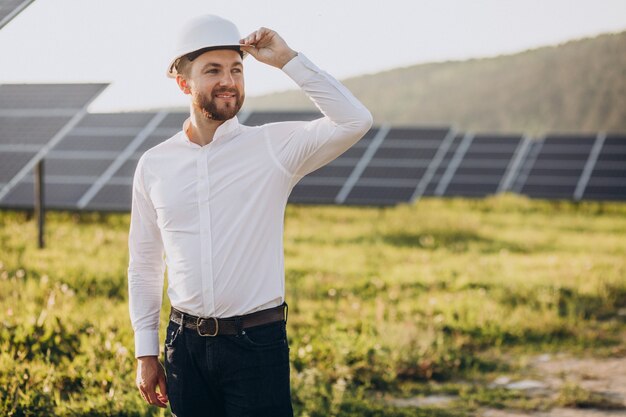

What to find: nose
left=219, top=71, right=235, bottom=87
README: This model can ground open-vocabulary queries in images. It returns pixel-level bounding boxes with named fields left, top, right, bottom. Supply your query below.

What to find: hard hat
left=166, top=15, right=246, bottom=78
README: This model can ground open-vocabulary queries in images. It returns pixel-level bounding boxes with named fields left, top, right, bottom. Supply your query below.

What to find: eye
left=205, top=69, right=218, bottom=74
left=232, top=68, right=242, bottom=74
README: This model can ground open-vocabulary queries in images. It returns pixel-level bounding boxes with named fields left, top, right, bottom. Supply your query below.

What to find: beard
left=193, top=86, right=245, bottom=121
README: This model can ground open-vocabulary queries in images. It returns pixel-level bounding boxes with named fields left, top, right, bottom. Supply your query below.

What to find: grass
left=556, top=383, right=626, bottom=410
left=1, top=194, right=625, bottom=416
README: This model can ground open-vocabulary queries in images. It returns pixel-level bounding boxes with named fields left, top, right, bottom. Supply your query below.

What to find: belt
left=169, top=302, right=288, bottom=337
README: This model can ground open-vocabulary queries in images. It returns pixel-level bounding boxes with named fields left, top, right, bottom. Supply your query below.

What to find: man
left=128, top=14, right=372, bottom=417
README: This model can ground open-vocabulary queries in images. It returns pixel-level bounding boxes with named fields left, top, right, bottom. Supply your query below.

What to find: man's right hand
left=136, top=356, right=168, bottom=408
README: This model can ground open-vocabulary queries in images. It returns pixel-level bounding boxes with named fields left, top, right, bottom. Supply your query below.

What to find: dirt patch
left=482, top=409, right=626, bottom=417
left=482, top=355, right=626, bottom=417
left=533, top=355, right=626, bottom=406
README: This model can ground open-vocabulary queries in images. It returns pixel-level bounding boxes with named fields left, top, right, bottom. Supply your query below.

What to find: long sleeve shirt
left=128, top=53, right=373, bottom=358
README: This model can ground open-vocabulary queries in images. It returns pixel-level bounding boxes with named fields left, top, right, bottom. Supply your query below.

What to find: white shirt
left=128, top=53, right=372, bottom=357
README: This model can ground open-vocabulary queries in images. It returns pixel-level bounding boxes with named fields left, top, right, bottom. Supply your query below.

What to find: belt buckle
left=197, top=316, right=219, bottom=337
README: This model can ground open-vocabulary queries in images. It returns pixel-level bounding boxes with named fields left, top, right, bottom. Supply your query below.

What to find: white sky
left=1, top=0, right=625, bottom=112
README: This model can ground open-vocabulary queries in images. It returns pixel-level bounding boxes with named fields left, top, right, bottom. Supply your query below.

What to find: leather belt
left=169, top=302, right=288, bottom=337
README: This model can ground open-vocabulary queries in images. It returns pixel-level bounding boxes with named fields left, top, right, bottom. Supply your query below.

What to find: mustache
left=212, top=87, right=240, bottom=96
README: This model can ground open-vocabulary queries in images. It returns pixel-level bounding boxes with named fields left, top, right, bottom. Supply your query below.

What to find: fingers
left=157, top=373, right=169, bottom=404
left=138, top=382, right=168, bottom=408
left=239, top=26, right=294, bottom=68
left=239, top=44, right=258, bottom=60
left=240, top=27, right=273, bottom=47
left=136, top=359, right=168, bottom=408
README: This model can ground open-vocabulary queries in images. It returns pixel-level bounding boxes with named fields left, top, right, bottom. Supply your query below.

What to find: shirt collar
left=181, top=115, right=241, bottom=147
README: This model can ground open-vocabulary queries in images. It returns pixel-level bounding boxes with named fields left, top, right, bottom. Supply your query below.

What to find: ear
left=176, top=74, right=192, bottom=95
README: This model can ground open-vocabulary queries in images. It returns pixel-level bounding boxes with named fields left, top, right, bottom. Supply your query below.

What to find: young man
left=128, top=15, right=372, bottom=417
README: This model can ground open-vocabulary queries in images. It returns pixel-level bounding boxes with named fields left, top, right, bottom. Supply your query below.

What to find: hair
left=175, top=46, right=244, bottom=77
left=174, top=55, right=192, bottom=78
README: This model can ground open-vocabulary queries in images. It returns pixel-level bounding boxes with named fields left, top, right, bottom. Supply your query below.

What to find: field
left=1, top=194, right=625, bottom=417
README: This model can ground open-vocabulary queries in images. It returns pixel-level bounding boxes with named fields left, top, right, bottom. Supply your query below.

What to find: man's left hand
left=240, top=27, right=298, bottom=69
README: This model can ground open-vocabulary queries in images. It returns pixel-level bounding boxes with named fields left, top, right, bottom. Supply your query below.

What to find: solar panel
left=75, top=112, right=167, bottom=209
left=2, top=155, right=114, bottom=208
left=519, top=134, right=596, bottom=199
left=112, top=157, right=140, bottom=178
left=79, top=111, right=183, bottom=211
left=0, top=116, right=73, bottom=145
left=0, top=0, right=34, bottom=30
left=1, top=182, right=91, bottom=210
left=346, top=185, right=414, bottom=205
left=156, top=112, right=188, bottom=129
left=244, top=111, right=322, bottom=125
left=441, top=134, right=523, bottom=197
left=509, top=139, right=542, bottom=194
left=0, top=83, right=108, bottom=204
left=0, top=152, right=33, bottom=182
left=76, top=112, right=156, bottom=128
left=85, top=183, right=133, bottom=211
left=0, top=84, right=105, bottom=110
left=1, top=84, right=625, bottom=209
left=582, top=134, right=626, bottom=201
left=135, top=133, right=170, bottom=153
left=0, top=104, right=162, bottom=211
left=79, top=111, right=197, bottom=211
left=343, top=127, right=452, bottom=205
left=53, top=134, right=136, bottom=152
left=421, top=133, right=465, bottom=197
left=289, top=184, right=344, bottom=204
left=289, top=127, right=381, bottom=204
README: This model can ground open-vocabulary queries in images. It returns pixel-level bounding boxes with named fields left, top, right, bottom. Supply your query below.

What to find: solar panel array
left=0, top=84, right=107, bottom=208
left=0, top=83, right=624, bottom=211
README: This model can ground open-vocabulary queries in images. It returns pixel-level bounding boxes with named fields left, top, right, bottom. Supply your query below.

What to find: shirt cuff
left=282, top=53, right=320, bottom=86
left=134, top=329, right=160, bottom=358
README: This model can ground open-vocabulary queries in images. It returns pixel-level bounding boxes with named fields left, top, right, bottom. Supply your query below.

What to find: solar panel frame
left=421, top=133, right=465, bottom=197
left=0, top=0, right=34, bottom=30
left=509, top=139, right=544, bottom=194
left=582, top=133, right=626, bottom=201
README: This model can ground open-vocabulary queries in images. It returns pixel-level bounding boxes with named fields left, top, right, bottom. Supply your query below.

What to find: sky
left=1, top=0, right=625, bottom=112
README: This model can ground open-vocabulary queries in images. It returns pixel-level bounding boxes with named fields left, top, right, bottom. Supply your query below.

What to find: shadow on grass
left=381, top=229, right=532, bottom=253
left=495, top=284, right=626, bottom=321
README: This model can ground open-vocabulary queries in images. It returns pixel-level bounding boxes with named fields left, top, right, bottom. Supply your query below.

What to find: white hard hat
left=166, top=15, right=246, bottom=78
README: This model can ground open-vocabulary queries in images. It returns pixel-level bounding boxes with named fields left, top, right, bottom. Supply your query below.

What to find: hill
left=245, top=31, right=626, bottom=135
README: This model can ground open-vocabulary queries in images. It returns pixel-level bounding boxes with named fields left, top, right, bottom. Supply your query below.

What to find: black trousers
left=164, top=317, right=293, bottom=417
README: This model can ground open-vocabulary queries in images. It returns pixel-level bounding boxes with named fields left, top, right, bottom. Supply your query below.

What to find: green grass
left=1, top=194, right=625, bottom=416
